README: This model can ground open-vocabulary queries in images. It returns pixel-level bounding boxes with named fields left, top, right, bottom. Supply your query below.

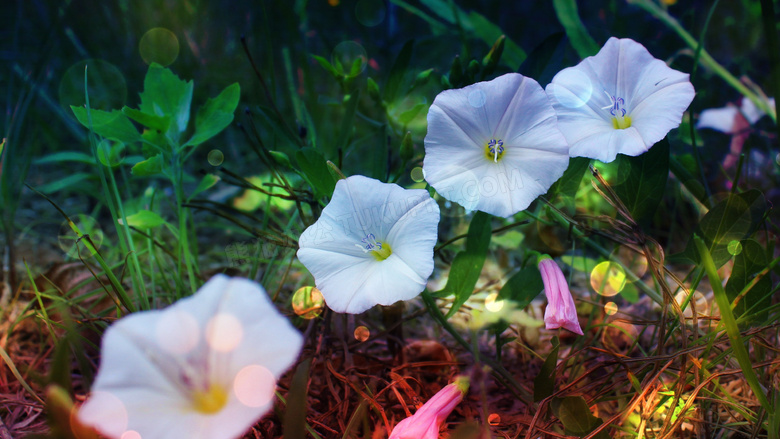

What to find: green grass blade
left=553, top=0, right=599, bottom=58
left=694, top=235, right=772, bottom=414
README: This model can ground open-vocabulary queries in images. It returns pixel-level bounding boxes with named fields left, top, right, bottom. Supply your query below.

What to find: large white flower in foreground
left=423, top=73, right=570, bottom=218
left=546, top=37, right=695, bottom=163
left=78, top=275, right=303, bottom=439
left=297, top=175, right=439, bottom=314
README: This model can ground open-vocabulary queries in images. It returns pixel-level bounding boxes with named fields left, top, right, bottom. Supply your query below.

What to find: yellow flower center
left=356, top=234, right=393, bottom=261
left=484, top=138, right=504, bottom=162
left=191, top=384, right=228, bottom=414
left=612, top=115, right=632, bottom=130
left=603, top=93, right=632, bottom=130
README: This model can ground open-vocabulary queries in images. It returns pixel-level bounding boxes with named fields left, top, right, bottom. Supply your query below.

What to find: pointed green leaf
left=295, top=147, right=336, bottom=197
left=551, top=396, right=605, bottom=436
left=121, top=210, right=165, bottom=229
left=546, top=157, right=588, bottom=202
left=534, top=336, right=559, bottom=401
left=185, top=83, right=241, bottom=146
left=466, top=11, right=526, bottom=70
left=553, top=0, right=600, bottom=58
left=498, top=264, right=544, bottom=309
left=725, top=239, right=772, bottom=321
left=71, top=106, right=141, bottom=144
left=188, top=174, right=221, bottom=201
left=439, top=211, right=492, bottom=318
left=138, top=63, right=193, bottom=137
left=384, top=40, right=414, bottom=103
left=122, top=106, right=171, bottom=132
left=398, top=102, right=427, bottom=125
left=312, top=54, right=341, bottom=80
left=131, top=154, right=163, bottom=176
left=613, top=139, right=670, bottom=222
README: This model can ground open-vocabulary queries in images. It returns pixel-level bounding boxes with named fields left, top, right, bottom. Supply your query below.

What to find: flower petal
left=425, top=73, right=569, bottom=217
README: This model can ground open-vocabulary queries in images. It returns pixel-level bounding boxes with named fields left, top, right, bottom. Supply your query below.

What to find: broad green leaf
left=121, top=210, right=165, bottom=229
left=71, top=106, right=141, bottom=144
left=188, top=174, right=221, bottom=201
left=398, top=102, right=427, bottom=125
left=131, top=154, right=163, bottom=176
left=440, top=211, right=492, bottom=318
left=534, top=336, right=559, bottom=401
left=613, top=139, right=670, bottom=222
left=669, top=154, right=708, bottom=207
left=185, top=83, right=241, bottom=146
left=138, top=63, right=193, bottom=138
left=676, top=190, right=767, bottom=267
left=498, top=264, right=544, bottom=310
left=551, top=396, right=606, bottom=437
left=560, top=254, right=598, bottom=273
left=295, top=148, right=336, bottom=198
left=546, top=157, right=589, bottom=202
left=384, top=40, right=414, bottom=103
left=553, top=0, right=600, bottom=58
left=725, top=239, right=772, bottom=321
left=121, top=106, right=171, bottom=132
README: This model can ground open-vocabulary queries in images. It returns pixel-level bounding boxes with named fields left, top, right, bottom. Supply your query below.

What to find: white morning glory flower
left=78, top=275, right=303, bottom=439
left=423, top=73, right=570, bottom=218
left=697, top=97, right=775, bottom=133
left=297, top=175, right=440, bottom=314
left=546, top=37, right=695, bottom=163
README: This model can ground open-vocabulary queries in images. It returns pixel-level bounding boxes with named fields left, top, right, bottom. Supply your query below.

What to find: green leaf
left=439, top=211, right=492, bottom=318
left=725, top=239, right=772, bottom=321
left=336, top=90, right=361, bottom=157
left=384, top=40, right=414, bottom=103
left=185, top=83, right=241, bottom=146
left=551, top=396, right=606, bottom=436
left=676, top=190, right=767, bottom=267
left=398, top=102, right=427, bottom=125
left=131, top=154, right=164, bottom=177
left=282, top=358, right=311, bottom=439
left=121, top=106, right=171, bottom=132
left=534, top=336, right=559, bottom=401
left=519, top=32, right=565, bottom=84
left=553, top=0, right=600, bottom=59
left=37, top=173, right=93, bottom=194
left=498, top=264, right=544, bottom=310
left=138, top=63, right=193, bottom=138
left=312, top=54, right=341, bottom=80
left=560, top=254, right=598, bottom=273
left=295, top=148, right=336, bottom=198
left=546, top=157, right=589, bottom=202
left=34, top=151, right=96, bottom=165
left=269, top=150, right=292, bottom=168
left=188, top=174, right=221, bottom=201
left=71, top=106, right=141, bottom=144
left=613, top=139, right=670, bottom=222
left=121, top=210, right=165, bottom=228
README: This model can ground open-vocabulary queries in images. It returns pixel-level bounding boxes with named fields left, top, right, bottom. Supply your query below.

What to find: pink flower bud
left=538, top=256, right=583, bottom=335
left=389, top=376, right=469, bottom=439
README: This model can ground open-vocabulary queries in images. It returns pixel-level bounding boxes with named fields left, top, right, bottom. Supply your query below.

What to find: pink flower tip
left=538, top=256, right=584, bottom=336
left=388, top=376, right=469, bottom=439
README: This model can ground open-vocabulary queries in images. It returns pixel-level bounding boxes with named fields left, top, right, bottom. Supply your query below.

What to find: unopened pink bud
left=538, top=256, right=583, bottom=335
left=389, top=376, right=469, bottom=439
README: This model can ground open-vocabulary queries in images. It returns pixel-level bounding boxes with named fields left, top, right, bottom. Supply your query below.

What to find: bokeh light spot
left=156, top=310, right=200, bottom=355
left=121, top=431, right=142, bottom=439
left=590, top=261, right=626, bottom=297
left=59, top=59, right=127, bottom=112
left=328, top=0, right=339, bottom=5
left=206, top=313, right=243, bottom=352
left=485, top=292, right=504, bottom=312
left=355, top=0, right=386, bottom=27
left=612, top=245, right=647, bottom=280
left=332, top=41, right=367, bottom=77
left=233, top=365, right=275, bottom=408
left=727, top=240, right=742, bottom=256
left=468, top=89, right=486, bottom=108
left=674, top=290, right=709, bottom=320
left=139, top=28, right=179, bottom=66
left=488, top=413, right=500, bottom=426
left=354, top=326, right=370, bottom=342
left=58, top=214, right=104, bottom=260
left=604, top=301, right=618, bottom=315
left=76, top=391, right=127, bottom=438
left=208, top=149, right=224, bottom=166
left=292, top=286, right=325, bottom=319
left=410, top=166, right=425, bottom=183
left=552, top=70, right=592, bottom=108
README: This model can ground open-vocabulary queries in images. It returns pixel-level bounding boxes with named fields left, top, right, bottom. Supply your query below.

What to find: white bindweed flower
left=297, top=175, right=439, bottom=314
left=546, top=37, right=695, bottom=163
left=697, top=97, right=775, bottom=134
left=78, top=275, right=303, bottom=439
left=423, top=73, right=570, bottom=218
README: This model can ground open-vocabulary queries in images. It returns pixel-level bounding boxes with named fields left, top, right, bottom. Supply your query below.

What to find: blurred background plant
left=1, top=0, right=779, bottom=437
